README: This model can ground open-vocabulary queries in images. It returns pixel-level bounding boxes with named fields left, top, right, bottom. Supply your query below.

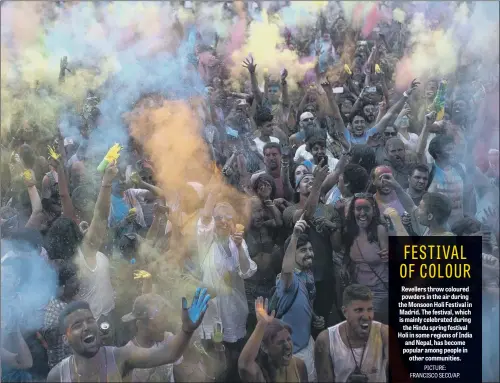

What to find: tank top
left=59, top=347, right=122, bottom=382
left=75, top=248, right=115, bottom=320
left=328, top=321, right=387, bottom=382
left=274, top=356, right=301, bottom=382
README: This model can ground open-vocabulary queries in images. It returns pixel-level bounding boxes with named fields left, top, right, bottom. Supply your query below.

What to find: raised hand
left=182, top=287, right=211, bottom=333
left=23, top=169, right=36, bottom=188
left=102, top=161, right=119, bottom=185
left=293, top=214, right=309, bottom=235
left=405, top=78, right=420, bottom=96
left=60, top=56, right=69, bottom=73
left=242, top=56, right=257, bottom=74
left=313, top=159, right=329, bottom=184
left=320, top=77, right=331, bottom=91
left=280, top=68, right=288, bottom=83
left=380, top=173, right=400, bottom=189
left=312, top=216, right=337, bottom=232
left=481, top=206, right=499, bottom=232
left=312, top=315, right=325, bottom=330
left=425, top=111, right=437, bottom=127
left=255, top=296, right=275, bottom=325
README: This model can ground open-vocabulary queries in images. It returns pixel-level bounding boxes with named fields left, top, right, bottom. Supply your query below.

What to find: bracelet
left=403, top=91, right=409, bottom=98
left=101, top=183, right=112, bottom=188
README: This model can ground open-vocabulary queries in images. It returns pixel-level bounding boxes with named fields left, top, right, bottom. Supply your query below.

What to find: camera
left=347, top=368, right=369, bottom=383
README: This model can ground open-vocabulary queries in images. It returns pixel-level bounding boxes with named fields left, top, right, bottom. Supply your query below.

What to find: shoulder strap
left=452, top=163, right=466, bottom=183
left=426, top=163, right=436, bottom=191
left=276, top=277, right=300, bottom=319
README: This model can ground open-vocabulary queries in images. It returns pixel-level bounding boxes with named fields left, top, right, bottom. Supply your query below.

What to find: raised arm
left=238, top=297, right=275, bottom=383
left=415, top=111, right=436, bottom=164
left=1, top=327, right=33, bottom=370
left=303, top=162, right=329, bottom=221
left=117, top=288, right=210, bottom=373
left=370, top=79, right=420, bottom=136
left=320, top=153, right=349, bottom=196
left=281, top=217, right=308, bottom=288
left=280, top=149, right=294, bottom=201
left=281, top=68, right=290, bottom=111
left=242, top=56, right=263, bottom=106
left=380, top=173, right=416, bottom=214
left=24, top=170, right=44, bottom=229
left=320, top=80, right=350, bottom=151
left=81, top=163, right=118, bottom=255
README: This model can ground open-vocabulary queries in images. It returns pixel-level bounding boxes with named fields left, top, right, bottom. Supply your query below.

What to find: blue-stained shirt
left=344, top=126, right=377, bottom=145
left=276, top=271, right=314, bottom=353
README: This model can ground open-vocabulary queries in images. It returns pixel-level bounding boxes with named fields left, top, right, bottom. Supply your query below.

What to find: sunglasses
left=214, top=215, right=233, bottom=222
left=384, top=131, right=397, bottom=136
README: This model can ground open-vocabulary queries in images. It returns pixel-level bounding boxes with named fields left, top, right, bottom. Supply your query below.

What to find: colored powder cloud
left=230, top=10, right=315, bottom=92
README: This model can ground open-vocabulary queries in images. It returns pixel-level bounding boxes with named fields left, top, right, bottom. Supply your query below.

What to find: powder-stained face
left=351, top=115, right=366, bottom=137
left=425, top=81, right=438, bottom=100
left=354, top=198, right=373, bottom=228
left=268, top=84, right=280, bottom=104
left=213, top=204, right=235, bottom=237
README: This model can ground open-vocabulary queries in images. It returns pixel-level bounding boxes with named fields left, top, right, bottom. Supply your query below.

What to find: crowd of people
left=1, top=1, right=499, bottom=382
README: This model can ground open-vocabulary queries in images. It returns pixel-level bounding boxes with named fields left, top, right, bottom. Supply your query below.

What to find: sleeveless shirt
left=59, top=347, right=122, bottom=382
left=328, top=321, right=387, bottom=382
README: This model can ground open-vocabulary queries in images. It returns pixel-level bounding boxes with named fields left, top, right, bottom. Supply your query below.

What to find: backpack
left=267, top=275, right=300, bottom=319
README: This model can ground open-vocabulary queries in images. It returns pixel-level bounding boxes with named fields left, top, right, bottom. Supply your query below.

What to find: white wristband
left=403, top=91, right=409, bottom=98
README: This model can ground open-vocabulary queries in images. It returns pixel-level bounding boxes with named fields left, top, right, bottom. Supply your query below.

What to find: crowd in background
left=1, top=1, right=499, bottom=382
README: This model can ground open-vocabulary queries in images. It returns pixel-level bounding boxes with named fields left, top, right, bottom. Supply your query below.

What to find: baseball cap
left=121, top=294, right=167, bottom=323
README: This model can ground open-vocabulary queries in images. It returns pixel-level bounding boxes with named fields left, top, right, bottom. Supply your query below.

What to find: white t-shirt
left=397, top=132, right=419, bottom=152
left=294, top=144, right=338, bottom=171
left=253, top=136, right=280, bottom=155
left=196, top=218, right=257, bottom=343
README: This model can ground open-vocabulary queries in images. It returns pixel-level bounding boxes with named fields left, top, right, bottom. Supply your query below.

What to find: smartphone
left=333, top=87, right=344, bottom=94
left=317, top=155, right=328, bottom=166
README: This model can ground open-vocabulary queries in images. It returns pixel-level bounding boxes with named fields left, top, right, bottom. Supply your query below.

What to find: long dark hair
left=256, top=319, right=292, bottom=383
left=344, top=194, right=383, bottom=253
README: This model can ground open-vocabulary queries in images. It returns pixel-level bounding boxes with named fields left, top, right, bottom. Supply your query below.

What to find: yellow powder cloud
left=230, top=10, right=315, bottom=92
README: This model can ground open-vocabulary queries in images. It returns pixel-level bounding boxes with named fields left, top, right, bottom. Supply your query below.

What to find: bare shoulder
left=294, top=356, right=308, bottom=382
left=315, top=328, right=331, bottom=350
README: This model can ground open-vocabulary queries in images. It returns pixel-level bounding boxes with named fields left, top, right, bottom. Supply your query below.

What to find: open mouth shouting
left=82, top=333, right=97, bottom=347
left=359, top=321, right=371, bottom=334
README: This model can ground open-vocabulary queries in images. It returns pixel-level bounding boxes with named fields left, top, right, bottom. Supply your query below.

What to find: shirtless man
left=46, top=288, right=210, bottom=382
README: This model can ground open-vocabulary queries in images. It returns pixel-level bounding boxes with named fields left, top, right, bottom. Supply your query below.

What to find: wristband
left=101, top=183, right=113, bottom=188
left=403, top=91, right=409, bottom=98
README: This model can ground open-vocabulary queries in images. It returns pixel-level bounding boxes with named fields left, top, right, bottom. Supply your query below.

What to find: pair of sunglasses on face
left=301, top=117, right=315, bottom=123
left=214, top=215, right=233, bottom=222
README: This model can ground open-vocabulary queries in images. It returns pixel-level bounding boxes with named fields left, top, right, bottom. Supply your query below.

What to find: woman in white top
left=395, top=105, right=419, bottom=152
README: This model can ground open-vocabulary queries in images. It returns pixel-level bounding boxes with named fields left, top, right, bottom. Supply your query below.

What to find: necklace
left=73, top=356, right=99, bottom=383
left=72, top=351, right=108, bottom=383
